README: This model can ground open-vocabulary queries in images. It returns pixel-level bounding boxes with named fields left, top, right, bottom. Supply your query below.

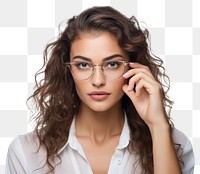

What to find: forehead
left=70, top=32, right=127, bottom=61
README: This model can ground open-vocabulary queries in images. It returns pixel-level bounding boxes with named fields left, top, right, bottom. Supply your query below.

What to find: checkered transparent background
left=0, top=0, right=199, bottom=173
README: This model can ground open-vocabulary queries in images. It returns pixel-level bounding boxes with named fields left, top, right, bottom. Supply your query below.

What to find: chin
left=85, top=101, right=121, bottom=113
left=89, top=105, right=112, bottom=113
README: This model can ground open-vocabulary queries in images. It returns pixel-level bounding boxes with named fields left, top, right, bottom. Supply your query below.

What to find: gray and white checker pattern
left=0, top=0, right=199, bottom=173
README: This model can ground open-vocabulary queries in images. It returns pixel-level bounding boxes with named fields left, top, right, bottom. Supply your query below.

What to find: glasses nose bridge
left=91, top=64, right=105, bottom=77
left=92, top=64, right=104, bottom=72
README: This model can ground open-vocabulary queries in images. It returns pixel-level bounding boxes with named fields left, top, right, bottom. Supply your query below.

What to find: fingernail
left=128, top=86, right=132, bottom=92
left=123, top=72, right=128, bottom=77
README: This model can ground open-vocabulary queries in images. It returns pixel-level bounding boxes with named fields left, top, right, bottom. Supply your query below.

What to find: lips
left=88, top=91, right=111, bottom=101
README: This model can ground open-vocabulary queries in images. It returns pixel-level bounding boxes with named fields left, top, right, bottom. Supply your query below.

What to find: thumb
left=122, top=84, right=137, bottom=101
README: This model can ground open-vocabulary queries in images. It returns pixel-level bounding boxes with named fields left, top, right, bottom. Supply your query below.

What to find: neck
left=75, top=104, right=124, bottom=144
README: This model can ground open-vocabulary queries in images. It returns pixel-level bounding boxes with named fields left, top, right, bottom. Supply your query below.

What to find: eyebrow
left=72, top=54, right=124, bottom=62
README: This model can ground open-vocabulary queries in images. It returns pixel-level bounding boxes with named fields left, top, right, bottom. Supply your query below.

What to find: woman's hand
left=122, top=63, right=182, bottom=173
left=122, top=62, right=168, bottom=129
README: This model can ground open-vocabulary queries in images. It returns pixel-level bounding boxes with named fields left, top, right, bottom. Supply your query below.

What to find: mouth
left=88, top=91, right=111, bottom=101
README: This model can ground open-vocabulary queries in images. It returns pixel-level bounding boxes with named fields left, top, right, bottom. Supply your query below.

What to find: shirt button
left=117, top=159, right=121, bottom=165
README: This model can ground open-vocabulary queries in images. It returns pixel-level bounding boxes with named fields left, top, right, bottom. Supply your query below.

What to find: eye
left=104, top=61, right=122, bottom=69
left=74, top=62, right=91, bottom=69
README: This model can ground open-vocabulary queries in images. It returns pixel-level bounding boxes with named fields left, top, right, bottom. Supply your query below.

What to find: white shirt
left=6, top=115, right=194, bottom=174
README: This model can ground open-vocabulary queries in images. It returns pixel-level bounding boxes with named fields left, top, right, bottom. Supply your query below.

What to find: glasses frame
left=65, top=60, right=129, bottom=80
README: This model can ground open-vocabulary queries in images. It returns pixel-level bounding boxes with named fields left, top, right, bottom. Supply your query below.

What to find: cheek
left=73, top=79, right=87, bottom=97
left=111, top=78, right=126, bottom=91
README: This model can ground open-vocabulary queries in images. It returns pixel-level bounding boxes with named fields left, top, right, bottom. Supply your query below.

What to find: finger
left=123, top=67, right=154, bottom=79
left=126, top=72, right=157, bottom=92
left=123, top=63, right=154, bottom=80
left=129, top=62, right=150, bottom=70
left=122, top=84, right=137, bottom=100
left=135, top=78, right=161, bottom=96
left=135, top=78, right=154, bottom=96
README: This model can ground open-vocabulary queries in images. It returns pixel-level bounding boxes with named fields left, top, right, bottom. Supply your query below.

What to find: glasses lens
left=70, top=62, right=93, bottom=80
left=103, top=61, right=127, bottom=79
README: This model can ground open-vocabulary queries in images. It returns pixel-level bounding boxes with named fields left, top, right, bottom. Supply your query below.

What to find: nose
left=91, top=66, right=106, bottom=87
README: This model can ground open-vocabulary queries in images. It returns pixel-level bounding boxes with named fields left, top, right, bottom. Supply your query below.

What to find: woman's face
left=70, top=32, right=128, bottom=112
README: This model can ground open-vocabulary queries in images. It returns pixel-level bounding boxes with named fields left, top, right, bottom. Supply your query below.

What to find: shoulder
left=7, top=131, right=43, bottom=162
left=171, top=128, right=194, bottom=156
left=9, top=131, right=39, bottom=152
left=6, top=132, right=48, bottom=174
left=172, top=128, right=195, bottom=174
left=172, top=128, right=190, bottom=146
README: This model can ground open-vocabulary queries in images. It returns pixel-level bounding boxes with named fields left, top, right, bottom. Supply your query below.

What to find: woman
left=6, top=6, right=194, bottom=174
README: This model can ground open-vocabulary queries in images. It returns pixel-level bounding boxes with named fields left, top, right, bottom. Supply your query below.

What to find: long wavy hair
left=29, top=6, right=176, bottom=173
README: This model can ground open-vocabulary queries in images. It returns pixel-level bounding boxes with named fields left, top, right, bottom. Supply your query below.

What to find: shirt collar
left=58, top=112, right=130, bottom=154
left=117, top=112, right=131, bottom=150
left=57, top=118, right=76, bottom=154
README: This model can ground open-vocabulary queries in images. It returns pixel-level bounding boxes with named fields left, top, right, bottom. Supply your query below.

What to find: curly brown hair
left=28, top=6, right=176, bottom=173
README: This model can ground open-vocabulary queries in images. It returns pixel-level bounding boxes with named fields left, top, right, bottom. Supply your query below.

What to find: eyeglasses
left=65, top=60, right=129, bottom=80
